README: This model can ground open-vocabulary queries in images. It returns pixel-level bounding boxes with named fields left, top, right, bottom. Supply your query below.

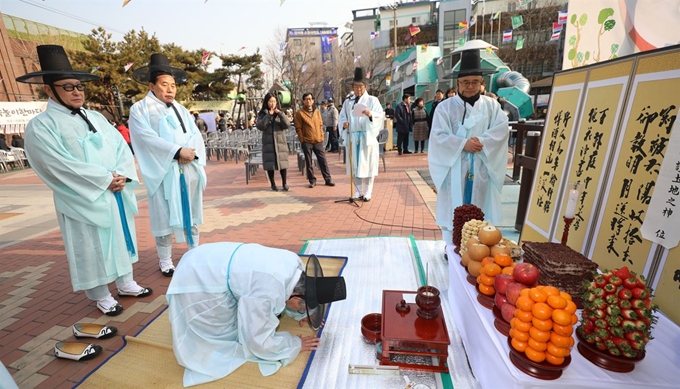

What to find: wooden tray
left=492, top=304, right=510, bottom=336
left=476, top=286, right=494, bottom=310
left=507, top=338, right=571, bottom=380
left=466, top=274, right=477, bottom=286
left=576, top=329, right=645, bottom=373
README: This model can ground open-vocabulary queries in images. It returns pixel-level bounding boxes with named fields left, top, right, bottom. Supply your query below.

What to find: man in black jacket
left=394, top=94, right=413, bottom=155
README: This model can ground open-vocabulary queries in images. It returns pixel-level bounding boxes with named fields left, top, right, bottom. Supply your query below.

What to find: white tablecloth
left=446, top=245, right=680, bottom=389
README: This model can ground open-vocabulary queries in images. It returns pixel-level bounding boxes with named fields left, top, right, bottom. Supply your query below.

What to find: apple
left=494, top=274, right=514, bottom=295
left=494, top=292, right=508, bottom=308
left=506, top=282, right=528, bottom=305
left=513, top=263, right=540, bottom=286
left=501, top=302, right=516, bottom=323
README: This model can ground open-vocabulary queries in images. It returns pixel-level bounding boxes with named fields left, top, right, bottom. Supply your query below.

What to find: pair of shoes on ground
left=160, top=262, right=175, bottom=277
left=96, top=286, right=153, bottom=317
left=354, top=193, right=371, bottom=202
left=309, top=181, right=335, bottom=188
left=271, top=185, right=290, bottom=191
left=55, top=323, right=119, bottom=361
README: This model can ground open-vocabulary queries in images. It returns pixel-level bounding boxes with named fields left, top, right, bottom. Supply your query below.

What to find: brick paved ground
left=0, top=149, right=441, bottom=388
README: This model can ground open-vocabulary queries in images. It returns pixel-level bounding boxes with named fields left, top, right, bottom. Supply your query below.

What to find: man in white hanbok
left=338, top=68, right=384, bottom=201
left=18, top=45, right=152, bottom=317
left=129, top=54, right=207, bottom=277
left=167, top=242, right=346, bottom=387
left=428, top=49, right=509, bottom=248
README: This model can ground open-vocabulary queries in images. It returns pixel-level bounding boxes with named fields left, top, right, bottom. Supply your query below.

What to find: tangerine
left=571, top=313, right=578, bottom=325
left=559, top=291, right=573, bottom=301
left=511, top=338, right=528, bottom=352
left=519, top=288, right=530, bottom=297
left=568, top=337, right=575, bottom=348
left=516, top=296, right=535, bottom=312
left=531, top=317, right=553, bottom=332
left=479, top=274, right=495, bottom=286
left=531, top=302, right=553, bottom=320
left=528, top=337, right=548, bottom=351
left=529, top=288, right=548, bottom=303
left=514, top=319, right=532, bottom=333
left=546, top=342, right=569, bottom=358
left=542, top=286, right=560, bottom=297
left=564, top=300, right=577, bottom=315
left=515, top=309, right=533, bottom=323
left=552, top=309, right=572, bottom=326
left=550, top=332, right=572, bottom=348
left=484, top=263, right=502, bottom=277
left=494, top=253, right=513, bottom=267
left=510, top=317, right=517, bottom=329
left=547, top=295, right=567, bottom=309
left=501, top=266, right=514, bottom=276
left=524, top=348, right=546, bottom=363
left=513, top=328, right=530, bottom=342
left=529, top=326, right=551, bottom=343
left=478, top=283, right=495, bottom=296
left=481, top=257, right=495, bottom=267
left=552, top=323, right=574, bottom=337
left=545, top=352, right=565, bottom=366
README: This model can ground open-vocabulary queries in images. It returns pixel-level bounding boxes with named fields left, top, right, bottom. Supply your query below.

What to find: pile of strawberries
left=577, top=266, right=658, bottom=358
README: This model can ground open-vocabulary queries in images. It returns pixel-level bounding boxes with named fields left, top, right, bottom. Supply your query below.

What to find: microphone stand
left=335, top=108, right=359, bottom=207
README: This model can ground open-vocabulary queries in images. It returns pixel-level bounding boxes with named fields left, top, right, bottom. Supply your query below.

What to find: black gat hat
left=132, top=53, right=188, bottom=84
left=445, top=49, right=498, bottom=79
left=304, top=254, right=346, bottom=330
left=16, top=45, right=100, bottom=84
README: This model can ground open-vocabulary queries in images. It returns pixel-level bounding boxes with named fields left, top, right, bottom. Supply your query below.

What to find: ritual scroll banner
left=522, top=70, right=587, bottom=242
left=589, top=48, right=680, bottom=276
left=552, top=60, right=634, bottom=251
left=0, top=101, right=47, bottom=125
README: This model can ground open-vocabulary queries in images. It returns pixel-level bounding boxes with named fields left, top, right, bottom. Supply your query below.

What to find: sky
left=2, top=0, right=395, bottom=62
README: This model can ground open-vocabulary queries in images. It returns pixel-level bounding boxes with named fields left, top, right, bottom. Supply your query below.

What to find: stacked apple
left=577, top=266, right=659, bottom=358
left=496, top=263, right=541, bottom=323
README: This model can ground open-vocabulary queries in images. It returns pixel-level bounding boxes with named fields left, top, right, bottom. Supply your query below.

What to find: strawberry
left=618, top=289, right=632, bottom=300
left=631, top=288, right=648, bottom=299
left=608, top=275, right=622, bottom=287
left=603, top=283, right=617, bottom=294
left=629, top=339, right=644, bottom=351
left=595, top=328, right=610, bottom=340
left=582, top=322, right=595, bottom=334
left=621, top=309, right=638, bottom=320
left=621, top=349, right=638, bottom=358
left=595, top=319, right=608, bottom=329
left=601, top=270, right=613, bottom=282
left=605, top=294, right=619, bottom=305
left=630, top=299, right=646, bottom=309
left=607, top=315, right=622, bottom=327
left=604, top=339, right=616, bottom=349
left=593, top=298, right=607, bottom=310
left=610, top=326, right=625, bottom=338
left=595, top=342, right=607, bottom=351
left=641, top=298, right=654, bottom=309
left=622, top=320, right=636, bottom=332
left=634, top=320, right=647, bottom=332
left=612, top=337, right=627, bottom=348
left=584, top=291, right=596, bottom=302
left=615, top=266, right=632, bottom=280
left=593, top=287, right=605, bottom=298
left=608, top=347, right=622, bottom=356
left=636, top=277, right=646, bottom=289
left=593, top=275, right=606, bottom=288
left=622, top=277, right=638, bottom=289
left=625, top=331, right=643, bottom=342
left=619, top=299, right=632, bottom=309
left=606, top=305, right=621, bottom=317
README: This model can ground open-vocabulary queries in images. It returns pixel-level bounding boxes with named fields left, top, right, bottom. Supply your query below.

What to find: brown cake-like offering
left=452, top=204, right=484, bottom=254
left=522, top=242, right=598, bottom=306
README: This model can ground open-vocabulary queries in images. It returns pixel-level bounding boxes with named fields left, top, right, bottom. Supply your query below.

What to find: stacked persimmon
left=477, top=253, right=515, bottom=296
left=509, top=286, right=578, bottom=365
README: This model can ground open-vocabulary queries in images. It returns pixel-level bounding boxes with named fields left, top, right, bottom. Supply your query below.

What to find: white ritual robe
left=25, top=99, right=140, bottom=290
left=167, top=242, right=304, bottom=387
left=428, top=95, right=509, bottom=229
left=129, top=92, right=206, bottom=241
left=338, top=92, right=384, bottom=178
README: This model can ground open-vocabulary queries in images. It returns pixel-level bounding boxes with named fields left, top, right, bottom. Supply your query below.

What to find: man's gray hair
left=293, top=272, right=306, bottom=296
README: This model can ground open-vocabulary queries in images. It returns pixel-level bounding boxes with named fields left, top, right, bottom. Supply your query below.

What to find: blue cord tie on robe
left=179, top=167, right=194, bottom=247
left=113, top=191, right=136, bottom=256
left=226, top=243, right=246, bottom=299
left=464, top=153, right=474, bottom=204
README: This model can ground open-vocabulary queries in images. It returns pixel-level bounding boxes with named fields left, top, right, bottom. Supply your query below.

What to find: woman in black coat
left=256, top=93, right=291, bottom=191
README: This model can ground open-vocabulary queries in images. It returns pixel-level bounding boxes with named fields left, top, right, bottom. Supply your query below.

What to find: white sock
left=117, top=280, right=142, bottom=294
left=364, top=177, right=374, bottom=198
left=159, top=258, right=174, bottom=271
left=97, top=295, right=118, bottom=310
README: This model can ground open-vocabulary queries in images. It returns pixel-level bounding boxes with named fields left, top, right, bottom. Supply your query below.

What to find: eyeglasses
left=459, top=80, right=482, bottom=87
left=303, top=97, right=314, bottom=101
left=53, top=83, right=85, bottom=91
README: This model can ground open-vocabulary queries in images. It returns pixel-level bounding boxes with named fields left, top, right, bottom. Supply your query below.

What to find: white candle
left=564, top=188, right=579, bottom=219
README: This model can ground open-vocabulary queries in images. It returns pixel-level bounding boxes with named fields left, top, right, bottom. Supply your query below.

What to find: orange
left=481, top=257, right=495, bottom=267
left=552, top=323, right=574, bottom=337
left=512, top=328, right=530, bottom=342
left=529, top=288, right=548, bottom=303
left=479, top=274, right=495, bottom=286
left=564, top=300, right=577, bottom=315
left=528, top=337, right=548, bottom=352
left=516, top=296, right=535, bottom=312
left=529, top=327, right=551, bottom=343
left=514, top=319, right=532, bottom=333
left=550, top=332, right=572, bottom=348
left=515, top=309, right=533, bottom=323
left=559, top=291, right=573, bottom=301
left=494, top=253, right=513, bottom=267
left=552, top=309, right=572, bottom=326
left=501, top=266, right=514, bottom=276
left=478, top=284, right=495, bottom=296
left=524, top=348, right=546, bottom=363
left=571, top=314, right=578, bottom=325
left=511, top=338, right=528, bottom=352
left=519, top=288, right=530, bottom=297
left=477, top=275, right=482, bottom=284
left=547, top=295, right=567, bottom=309
left=542, top=286, right=560, bottom=297
left=568, top=337, right=575, bottom=348
left=545, top=352, right=565, bottom=366
left=531, top=302, right=553, bottom=320
left=484, top=263, right=502, bottom=277
left=546, top=342, right=569, bottom=358
left=531, top=317, right=553, bottom=331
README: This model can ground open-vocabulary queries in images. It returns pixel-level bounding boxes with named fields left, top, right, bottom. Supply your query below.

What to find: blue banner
left=320, top=35, right=334, bottom=101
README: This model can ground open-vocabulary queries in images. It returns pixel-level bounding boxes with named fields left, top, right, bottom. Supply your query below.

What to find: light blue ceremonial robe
left=428, top=95, right=509, bottom=227
left=167, top=242, right=304, bottom=387
left=338, top=92, right=384, bottom=178
left=24, top=99, right=140, bottom=291
left=129, top=92, right=206, bottom=241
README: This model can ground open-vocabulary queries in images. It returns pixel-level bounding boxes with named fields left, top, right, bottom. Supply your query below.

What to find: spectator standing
left=116, top=120, right=133, bottom=153
left=294, top=93, right=335, bottom=188
left=412, top=97, right=429, bottom=153
left=394, top=94, right=413, bottom=155
left=11, top=135, right=25, bottom=148
left=217, top=113, right=227, bottom=132
left=256, top=93, right=290, bottom=191
left=193, top=112, right=208, bottom=133
left=322, top=99, right=339, bottom=152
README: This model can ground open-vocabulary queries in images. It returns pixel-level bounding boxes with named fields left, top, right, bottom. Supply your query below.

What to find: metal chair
left=0, top=151, right=12, bottom=172
left=376, top=129, right=389, bottom=172
left=10, top=148, right=27, bottom=169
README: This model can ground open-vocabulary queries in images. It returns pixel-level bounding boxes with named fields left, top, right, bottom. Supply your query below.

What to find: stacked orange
left=509, top=286, right=578, bottom=365
left=477, top=253, right=515, bottom=296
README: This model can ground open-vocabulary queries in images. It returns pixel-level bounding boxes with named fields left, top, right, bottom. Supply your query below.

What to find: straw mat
left=78, top=254, right=345, bottom=389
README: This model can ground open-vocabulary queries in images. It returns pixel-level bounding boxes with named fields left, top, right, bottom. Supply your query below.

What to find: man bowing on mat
left=129, top=53, right=207, bottom=277
left=167, top=242, right=346, bottom=387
